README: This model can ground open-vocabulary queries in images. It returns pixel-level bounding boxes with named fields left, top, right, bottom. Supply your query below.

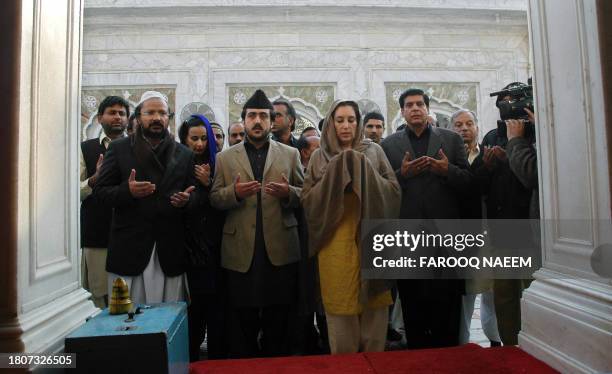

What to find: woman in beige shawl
left=302, top=99, right=401, bottom=354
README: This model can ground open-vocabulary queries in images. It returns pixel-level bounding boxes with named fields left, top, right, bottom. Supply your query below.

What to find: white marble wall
left=520, top=0, right=612, bottom=372
left=82, top=1, right=530, bottom=137
left=0, top=0, right=98, bottom=357
left=85, top=0, right=527, bottom=10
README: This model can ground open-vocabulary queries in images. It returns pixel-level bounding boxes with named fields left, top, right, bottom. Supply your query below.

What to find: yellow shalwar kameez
left=318, top=192, right=392, bottom=353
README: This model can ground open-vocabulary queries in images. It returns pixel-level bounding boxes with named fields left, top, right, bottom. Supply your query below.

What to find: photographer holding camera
left=480, top=81, right=539, bottom=346
left=506, top=110, right=539, bottom=220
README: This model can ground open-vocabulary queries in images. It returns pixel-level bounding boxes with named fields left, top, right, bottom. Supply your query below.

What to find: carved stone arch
left=83, top=114, right=101, bottom=141
left=428, top=97, right=466, bottom=130
left=357, top=99, right=382, bottom=117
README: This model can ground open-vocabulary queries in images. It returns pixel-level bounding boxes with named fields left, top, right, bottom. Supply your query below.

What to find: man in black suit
left=80, top=95, right=129, bottom=308
left=452, top=109, right=487, bottom=219
left=381, top=88, right=471, bottom=349
left=451, top=109, right=502, bottom=347
left=94, top=91, right=197, bottom=304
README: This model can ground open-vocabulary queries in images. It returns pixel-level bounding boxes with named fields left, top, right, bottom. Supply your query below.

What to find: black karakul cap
left=243, top=89, right=273, bottom=111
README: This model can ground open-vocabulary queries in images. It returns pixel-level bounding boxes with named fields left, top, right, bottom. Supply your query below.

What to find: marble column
left=520, top=0, right=612, bottom=372
left=0, top=0, right=98, bottom=357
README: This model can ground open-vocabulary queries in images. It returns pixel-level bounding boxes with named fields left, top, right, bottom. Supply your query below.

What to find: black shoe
left=490, top=340, right=502, bottom=347
left=387, top=327, right=403, bottom=342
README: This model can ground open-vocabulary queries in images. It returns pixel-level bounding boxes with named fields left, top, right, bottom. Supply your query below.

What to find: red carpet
left=190, top=344, right=559, bottom=373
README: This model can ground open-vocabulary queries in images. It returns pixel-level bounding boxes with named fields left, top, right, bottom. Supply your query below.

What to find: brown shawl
left=302, top=99, right=401, bottom=302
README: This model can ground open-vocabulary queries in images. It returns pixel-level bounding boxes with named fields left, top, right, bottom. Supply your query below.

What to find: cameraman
left=506, top=110, right=539, bottom=220
left=480, top=82, right=538, bottom=346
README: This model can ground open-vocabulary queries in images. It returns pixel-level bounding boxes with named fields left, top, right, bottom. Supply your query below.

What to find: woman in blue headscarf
left=179, top=115, right=227, bottom=361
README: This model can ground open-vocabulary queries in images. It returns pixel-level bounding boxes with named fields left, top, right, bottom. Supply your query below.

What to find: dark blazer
left=506, top=137, right=539, bottom=220
left=381, top=126, right=472, bottom=220
left=480, top=129, right=535, bottom=249
left=80, top=139, right=113, bottom=248
left=480, top=129, right=532, bottom=221
left=461, top=150, right=487, bottom=220
left=382, top=126, right=469, bottom=346
left=185, top=183, right=225, bottom=295
left=93, top=136, right=197, bottom=277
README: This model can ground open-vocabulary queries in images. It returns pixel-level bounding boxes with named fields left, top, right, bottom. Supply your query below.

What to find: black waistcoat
left=80, top=139, right=112, bottom=248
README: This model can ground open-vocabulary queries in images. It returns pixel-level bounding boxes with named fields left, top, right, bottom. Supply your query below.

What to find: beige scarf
left=302, top=99, right=402, bottom=302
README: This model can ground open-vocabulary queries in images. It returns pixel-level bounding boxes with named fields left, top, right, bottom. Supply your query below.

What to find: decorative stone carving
left=83, top=95, right=98, bottom=114
left=315, top=89, right=329, bottom=104
left=227, top=85, right=334, bottom=125
left=457, top=89, right=470, bottom=106
left=233, top=90, right=247, bottom=105
left=357, top=99, right=382, bottom=117
left=392, top=88, right=403, bottom=102
left=179, top=102, right=216, bottom=124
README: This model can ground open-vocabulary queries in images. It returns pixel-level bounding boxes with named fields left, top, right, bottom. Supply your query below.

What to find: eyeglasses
left=141, top=110, right=173, bottom=118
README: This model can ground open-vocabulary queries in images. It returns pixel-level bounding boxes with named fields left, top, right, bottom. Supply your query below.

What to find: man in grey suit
left=210, top=89, right=304, bottom=358
left=381, top=88, right=471, bottom=349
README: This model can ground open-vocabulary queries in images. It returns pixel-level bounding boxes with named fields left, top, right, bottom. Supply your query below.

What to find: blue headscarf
left=190, top=114, right=217, bottom=177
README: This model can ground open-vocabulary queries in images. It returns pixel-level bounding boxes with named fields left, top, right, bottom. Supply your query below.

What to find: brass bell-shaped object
left=109, top=277, right=133, bottom=315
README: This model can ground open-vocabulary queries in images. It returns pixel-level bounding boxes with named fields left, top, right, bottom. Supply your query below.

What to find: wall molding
left=522, top=1, right=612, bottom=372
left=520, top=273, right=611, bottom=373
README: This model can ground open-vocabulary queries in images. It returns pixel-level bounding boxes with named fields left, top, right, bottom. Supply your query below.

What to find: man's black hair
left=398, top=88, right=430, bottom=109
left=127, top=112, right=137, bottom=131
left=272, top=99, right=298, bottom=132
left=300, top=126, right=318, bottom=136
left=97, top=96, right=130, bottom=117
left=363, top=112, right=385, bottom=126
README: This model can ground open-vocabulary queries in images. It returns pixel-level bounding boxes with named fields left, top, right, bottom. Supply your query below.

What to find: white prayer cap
left=137, top=91, right=168, bottom=107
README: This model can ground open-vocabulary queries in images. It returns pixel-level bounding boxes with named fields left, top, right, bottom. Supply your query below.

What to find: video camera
left=490, top=79, right=535, bottom=139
